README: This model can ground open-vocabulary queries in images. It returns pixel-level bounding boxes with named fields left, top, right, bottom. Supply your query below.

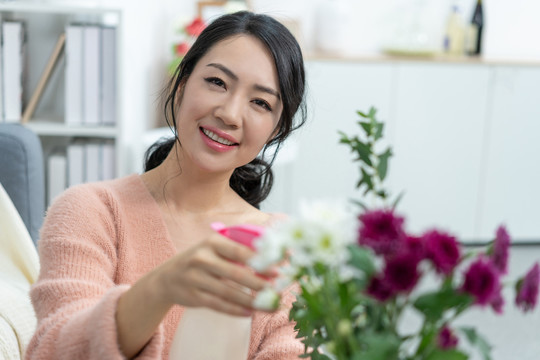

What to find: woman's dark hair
left=144, top=11, right=307, bottom=208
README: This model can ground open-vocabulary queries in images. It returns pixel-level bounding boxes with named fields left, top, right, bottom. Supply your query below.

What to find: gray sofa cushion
left=0, top=124, right=44, bottom=245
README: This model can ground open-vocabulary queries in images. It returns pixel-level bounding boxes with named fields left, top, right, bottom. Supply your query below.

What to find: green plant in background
left=338, top=106, right=401, bottom=209
left=250, top=106, right=540, bottom=360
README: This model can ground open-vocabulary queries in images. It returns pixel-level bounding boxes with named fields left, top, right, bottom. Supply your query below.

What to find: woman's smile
left=199, top=127, right=239, bottom=153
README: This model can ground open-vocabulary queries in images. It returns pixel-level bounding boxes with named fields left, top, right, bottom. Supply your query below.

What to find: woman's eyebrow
left=207, top=63, right=238, bottom=80
left=206, top=62, right=280, bottom=100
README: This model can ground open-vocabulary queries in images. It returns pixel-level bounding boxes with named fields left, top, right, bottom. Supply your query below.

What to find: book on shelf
left=48, top=140, right=117, bottom=204
left=47, top=150, right=67, bottom=206
left=65, top=23, right=117, bottom=126
left=83, top=24, right=101, bottom=126
left=65, top=24, right=84, bottom=126
left=2, top=20, right=27, bottom=123
left=65, top=139, right=117, bottom=185
left=101, top=140, right=116, bottom=181
left=85, top=142, right=101, bottom=183
left=67, top=140, right=85, bottom=187
left=101, top=26, right=117, bottom=126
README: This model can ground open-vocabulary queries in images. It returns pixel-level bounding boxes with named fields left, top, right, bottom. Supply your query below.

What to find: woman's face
left=175, top=34, right=283, bottom=175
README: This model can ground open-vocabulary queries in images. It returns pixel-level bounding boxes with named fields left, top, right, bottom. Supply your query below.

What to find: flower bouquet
left=251, top=107, right=540, bottom=360
left=168, top=16, right=206, bottom=74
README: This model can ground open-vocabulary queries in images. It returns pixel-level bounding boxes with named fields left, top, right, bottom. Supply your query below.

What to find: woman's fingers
left=162, top=233, right=281, bottom=313
left=195, top=272, right=254, bottom=309
left=195, top=290, right=253, bottom=317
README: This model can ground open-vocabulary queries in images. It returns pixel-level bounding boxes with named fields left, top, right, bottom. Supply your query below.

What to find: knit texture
left=26, top=174, right=303, bottom=359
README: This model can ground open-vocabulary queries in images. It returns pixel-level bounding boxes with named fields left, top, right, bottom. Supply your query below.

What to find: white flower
left=251, top=199, right=359, bottom=281
left=253, top=287, right=281, bottom=311
left=292, top=199, right=358, bottom=269
left=249, top=228, right=287, bottom=272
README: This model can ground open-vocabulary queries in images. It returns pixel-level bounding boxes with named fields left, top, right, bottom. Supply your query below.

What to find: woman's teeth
left=202, top=128, right=236, bottom=146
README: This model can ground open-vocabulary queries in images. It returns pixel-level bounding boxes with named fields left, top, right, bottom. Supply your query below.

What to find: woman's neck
left=142, top=147, right=242, bottom=216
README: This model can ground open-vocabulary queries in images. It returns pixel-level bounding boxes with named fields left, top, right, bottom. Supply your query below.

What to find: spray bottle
left=169, top=223, right=264, bottom=360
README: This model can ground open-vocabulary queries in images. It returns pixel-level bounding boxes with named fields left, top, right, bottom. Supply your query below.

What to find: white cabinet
left=265, top=57, right=540, bottom=242
left=479, top=66, right=540, bottom=240
left=389, top=63, right=490, bottom=239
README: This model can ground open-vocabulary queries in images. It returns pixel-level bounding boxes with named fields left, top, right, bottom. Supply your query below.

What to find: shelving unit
left=0, top=1, right=160, bottom=206
left=0, top=4, right=121, bottom=149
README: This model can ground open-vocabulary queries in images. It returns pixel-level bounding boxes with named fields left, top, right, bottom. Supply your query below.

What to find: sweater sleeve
left=25, top=185, right=164, bottom=360
left=250, top=283, right=304, bottom=360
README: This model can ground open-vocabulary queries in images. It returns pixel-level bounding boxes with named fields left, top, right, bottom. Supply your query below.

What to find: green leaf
left=361, top=168, right=374, bottom=191
left=415, top=325, right=437, bottom=356
left=353, top=141, right=373, bottom=167
left=377, top=148, right=392, bottom=181
left=392, top=191, right=405, bottom=210
left=337, top=131, right=352, bottom=144
left=367, top=106, right=377, bottom=119
left=374, top=122, right=384, bottom=141
left=425, top=349, right=469, bottom=360
left=357, top=110, right=369, bottom=118
left=361, top=332, right=400, bottom=360
left=359, top=121, right=372, bottom=136
left=348, top=245, right=376, bottom=278
left=459, top=327, right=493, bottom=360
left=413, top=288, right=473, bottom=322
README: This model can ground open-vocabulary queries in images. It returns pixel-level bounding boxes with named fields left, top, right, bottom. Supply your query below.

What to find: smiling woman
left=26, top=11, right=307, bottom=360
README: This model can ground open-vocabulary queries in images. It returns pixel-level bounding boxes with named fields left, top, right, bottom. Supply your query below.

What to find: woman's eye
left=205, top=77, right=226, bottom=89
left=253, top=99, right=272, bottom=112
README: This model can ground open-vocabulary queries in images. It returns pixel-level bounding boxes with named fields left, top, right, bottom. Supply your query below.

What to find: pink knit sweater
left=26, top=174, right=303, bottom=359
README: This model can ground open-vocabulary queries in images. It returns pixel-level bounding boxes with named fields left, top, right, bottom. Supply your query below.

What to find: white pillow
left=0, top=184, right=40, bottom=358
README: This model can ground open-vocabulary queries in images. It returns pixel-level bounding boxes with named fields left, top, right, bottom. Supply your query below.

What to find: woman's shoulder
left=50, top=174, right=141, bottom=206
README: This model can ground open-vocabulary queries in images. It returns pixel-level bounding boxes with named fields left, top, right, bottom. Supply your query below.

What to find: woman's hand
left=156, top=232, right=277, bottom=316
left=116, top=232, right=277, bottom=358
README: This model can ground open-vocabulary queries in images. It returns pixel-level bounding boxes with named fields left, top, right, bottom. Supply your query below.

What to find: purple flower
left=515, top=262, right=540, bottom=312
left=358, top=210, right=406, bottom=257
left=366, top=275, right=395, bottom=302
left=437, top=325, right=459, bottom=350
left=461, top=257, right=500, bottom=306
left=423, top=230, right=461, bottom=275
left=491, top=225, right=510, bottom=274
left=383, top=252, right=421, bottom=293
left=490, top=285, right=505, bottom=315
left=405, top=235, right=425, bottom=261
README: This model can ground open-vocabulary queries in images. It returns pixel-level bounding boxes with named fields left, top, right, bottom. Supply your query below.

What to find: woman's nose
left=214, top=95, right=243, bottom=128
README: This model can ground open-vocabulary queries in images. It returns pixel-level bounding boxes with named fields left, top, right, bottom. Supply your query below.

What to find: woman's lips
left=200, top=127, right=239, bottom=152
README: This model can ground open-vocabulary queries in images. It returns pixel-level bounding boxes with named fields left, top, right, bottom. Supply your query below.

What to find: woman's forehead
left=197, top=35, right=279, bottom=86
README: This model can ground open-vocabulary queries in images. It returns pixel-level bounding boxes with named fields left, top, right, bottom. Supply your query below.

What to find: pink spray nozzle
left=211, top=222, right=265, bottom=250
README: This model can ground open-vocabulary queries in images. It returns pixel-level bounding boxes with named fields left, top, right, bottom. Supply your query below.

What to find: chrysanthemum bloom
left=358, top=210, right=406, bottom=257
left=404, top=235, right=425, bottom=261
left=366, top=275, right=395, bottom=302
left=423, top=230, right=461, bottom=275
left=515, top=262, right=540, bottom=312
left=489, top=284, right=505, bottom=314
left=437, top=325, right=459, bottom=349
left=491, top=225, right=510, bottom=274
left=461, top=257, right=500, bottom=306
left=383, top=252, right=421, bottom=293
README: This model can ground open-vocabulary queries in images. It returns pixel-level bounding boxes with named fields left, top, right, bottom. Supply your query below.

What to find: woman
left=26, top=11, right=307, bottom=360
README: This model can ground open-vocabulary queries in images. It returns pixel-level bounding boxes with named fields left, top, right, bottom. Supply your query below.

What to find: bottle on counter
left=466, top=0, right=483, bottom=56
left=443, top=5, right=465, bottom=56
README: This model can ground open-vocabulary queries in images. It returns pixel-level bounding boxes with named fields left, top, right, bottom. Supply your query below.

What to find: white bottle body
left=169, top=307, right=252, bottom=360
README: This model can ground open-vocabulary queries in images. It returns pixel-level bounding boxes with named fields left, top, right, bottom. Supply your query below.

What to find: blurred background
left=0, top=1, right=538, bottom=359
